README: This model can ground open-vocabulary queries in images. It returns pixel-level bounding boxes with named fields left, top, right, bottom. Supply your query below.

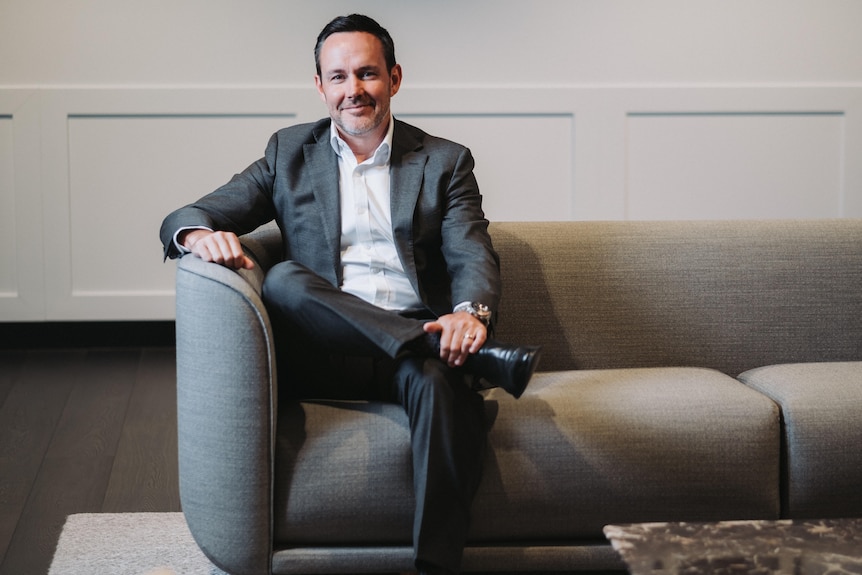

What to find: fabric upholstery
left=490, top=220, right=862, bottom=375
left=739, top=362, right=862, bottom=518
left=175, top=255, right=276, bottom=575
left=273, top=367, right=779, bottom=545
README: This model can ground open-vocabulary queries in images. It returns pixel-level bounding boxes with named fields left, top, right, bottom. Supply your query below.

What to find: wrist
left=180, top=228, right=211, bottom=250
left=453, top=301, right=492, bottom=327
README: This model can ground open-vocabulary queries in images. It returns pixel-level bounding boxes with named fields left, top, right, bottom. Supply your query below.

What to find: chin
left=339, top=119, right=380, bottom=137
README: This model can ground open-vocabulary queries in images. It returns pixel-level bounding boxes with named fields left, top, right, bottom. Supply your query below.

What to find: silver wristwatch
left=453, top=302, right=492, bottom=326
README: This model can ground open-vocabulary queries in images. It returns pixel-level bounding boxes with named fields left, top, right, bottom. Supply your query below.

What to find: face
left=315, top=32, right=402, bottom=143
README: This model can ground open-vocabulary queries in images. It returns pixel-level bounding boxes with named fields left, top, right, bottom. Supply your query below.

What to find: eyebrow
left=324, top=64, right=382, bottom=77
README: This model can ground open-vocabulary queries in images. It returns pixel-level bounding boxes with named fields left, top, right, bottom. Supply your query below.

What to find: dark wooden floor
left=0, top=347, right=180, bottom=575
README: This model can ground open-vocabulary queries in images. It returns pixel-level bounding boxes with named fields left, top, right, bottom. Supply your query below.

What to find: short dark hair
left=315, top=14, right=397, bottom=75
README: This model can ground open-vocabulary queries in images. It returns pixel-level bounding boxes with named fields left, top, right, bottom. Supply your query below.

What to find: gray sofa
left=174, top=219, right=862, bottom=575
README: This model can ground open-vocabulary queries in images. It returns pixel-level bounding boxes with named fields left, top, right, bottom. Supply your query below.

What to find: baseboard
left=0, top=321, right=176, bottom=349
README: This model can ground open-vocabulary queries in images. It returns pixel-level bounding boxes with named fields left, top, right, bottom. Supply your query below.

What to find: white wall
left=2, top=0, right=861, bottom=321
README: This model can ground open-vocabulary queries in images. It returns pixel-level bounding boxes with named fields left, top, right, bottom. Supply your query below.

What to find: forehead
left=318, top=31, right=386, bottom=70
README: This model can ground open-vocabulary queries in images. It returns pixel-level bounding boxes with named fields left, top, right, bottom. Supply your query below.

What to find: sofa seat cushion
left=273, top=367, right=779, bottom=546
left=738, top=361, right=862, bottom=518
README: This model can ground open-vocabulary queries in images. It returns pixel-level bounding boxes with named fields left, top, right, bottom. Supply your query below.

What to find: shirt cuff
left=173, top=226, right=213, bottom=254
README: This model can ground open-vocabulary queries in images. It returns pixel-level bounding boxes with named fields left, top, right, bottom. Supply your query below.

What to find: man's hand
left=180, top=229, right=255, bottom=270
left=423, top=312, right=487, bottom=368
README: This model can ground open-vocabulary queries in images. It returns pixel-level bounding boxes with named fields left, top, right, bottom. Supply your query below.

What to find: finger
left=451, top=344, right=470, bottom=367
left=423, top=321, right=443, bottom=334
left=193, top=234, right=253, bottom=270
left=192, top=239, right=215, bottom=263
left=225, top=237, right=250, bottom=268
left=455, top=330, right=481, bottom=365
left=460, top=331, right=476, bottom=353
left=210, top=234, right=237, bottom=267
left=210, top=233, right=250, bottom=270
left=469, top=327, right=487, bottom=354
left=439, top=332, right=456, bottom=363
left=240, top=255, right=256, bottom=270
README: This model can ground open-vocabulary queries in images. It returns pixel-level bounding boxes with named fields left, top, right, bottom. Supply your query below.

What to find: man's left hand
left=423, top=312, right=487, bottom=368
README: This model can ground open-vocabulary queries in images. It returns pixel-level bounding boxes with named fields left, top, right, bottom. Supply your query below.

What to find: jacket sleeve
left=439, top=145, right=502, bottom=319
left=159, top=133, right=280, bottom=260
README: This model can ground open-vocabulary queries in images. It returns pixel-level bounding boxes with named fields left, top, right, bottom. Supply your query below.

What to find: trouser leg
left=262, top=260, right=427, bottom=358
left=262, top=260, right=487, bottom=572
left=390, top=355, right=487, bottom=574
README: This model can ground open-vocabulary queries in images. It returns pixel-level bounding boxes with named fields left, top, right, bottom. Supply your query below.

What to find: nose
left=346, top=74, right=364, bottom=99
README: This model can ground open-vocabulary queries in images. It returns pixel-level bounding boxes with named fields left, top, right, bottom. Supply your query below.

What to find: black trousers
left=261, top=261, right=487, bottom=573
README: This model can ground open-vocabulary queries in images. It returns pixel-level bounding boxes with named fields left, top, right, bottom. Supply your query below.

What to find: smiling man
left=160, top=14, right=541, bottom=575
left=314, top=28, right=400, bottom=156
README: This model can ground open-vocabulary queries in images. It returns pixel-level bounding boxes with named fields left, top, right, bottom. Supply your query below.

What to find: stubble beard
left=335, top=98, right=388, bottom=138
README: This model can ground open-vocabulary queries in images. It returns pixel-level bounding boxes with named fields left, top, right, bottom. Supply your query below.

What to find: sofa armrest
left=175, top=251, right=277, bottom=575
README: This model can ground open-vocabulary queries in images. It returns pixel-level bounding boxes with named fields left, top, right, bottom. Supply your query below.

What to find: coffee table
left=603, top=518, right=862, bottom=575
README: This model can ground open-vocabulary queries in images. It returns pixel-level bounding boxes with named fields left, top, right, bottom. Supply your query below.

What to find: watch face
left=455, top=302, right=491, bottom=324
left=473, top=303, right=491, bottom=322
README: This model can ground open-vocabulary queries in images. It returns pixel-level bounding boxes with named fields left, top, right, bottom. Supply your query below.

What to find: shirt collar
left=329, top=114, right=394, bottom=165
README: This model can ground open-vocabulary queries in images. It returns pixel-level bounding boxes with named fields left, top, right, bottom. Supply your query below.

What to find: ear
left=314, top=75, right=326, bottom=102
left=389, top=64, right=403, bottom=97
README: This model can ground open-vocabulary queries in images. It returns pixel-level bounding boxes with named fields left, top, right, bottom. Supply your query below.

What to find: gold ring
left=464, top=333, right=476, bottom=340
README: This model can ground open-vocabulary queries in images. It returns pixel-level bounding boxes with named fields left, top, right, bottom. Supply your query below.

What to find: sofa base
left=272, top=543, right=625, bottom=574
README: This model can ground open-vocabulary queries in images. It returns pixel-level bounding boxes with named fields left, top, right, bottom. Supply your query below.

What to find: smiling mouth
left=341, top=100, right=374, bottom=112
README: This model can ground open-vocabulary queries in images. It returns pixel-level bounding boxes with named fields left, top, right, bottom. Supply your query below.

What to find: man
left=160, top=14, right=540, bottom=575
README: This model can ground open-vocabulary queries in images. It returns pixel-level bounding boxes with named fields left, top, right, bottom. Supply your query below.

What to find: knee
left=397, top=357, right=460, bottom=404
left=261, top=260, right=313, bottom=311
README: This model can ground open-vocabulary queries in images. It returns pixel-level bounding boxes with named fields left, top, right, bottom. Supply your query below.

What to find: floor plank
left=1, top=456, right=115, bottom=575
left=0, top=351, right=25, bottom=410
left=102, top=347, right=180, bottom=513
left=43, top=349, right=139, bottom=460
left=0, top=347, right=180, bottom=575
left=0, top=351, right=84, bottom=570
left=1, top=349, right=143, bottom=575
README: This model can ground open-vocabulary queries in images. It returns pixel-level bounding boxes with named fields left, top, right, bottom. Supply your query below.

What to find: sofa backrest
left=490, top=220, right=862, bottom=376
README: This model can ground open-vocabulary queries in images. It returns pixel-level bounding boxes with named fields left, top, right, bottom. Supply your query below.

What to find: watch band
left=453, top=301, right=492, bottom=326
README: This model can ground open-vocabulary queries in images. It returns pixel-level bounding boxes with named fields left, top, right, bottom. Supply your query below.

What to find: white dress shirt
left=331, top=117, right=423, bottom=311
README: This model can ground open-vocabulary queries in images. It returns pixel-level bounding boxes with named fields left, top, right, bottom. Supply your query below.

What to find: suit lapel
left=390, top=120, right=428, bottom=292
left=300, top=119, right=427, bottom=288
left=304, top=129, right=341, bottom=282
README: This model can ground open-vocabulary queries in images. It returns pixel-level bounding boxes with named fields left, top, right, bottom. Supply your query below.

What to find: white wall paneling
left=619, top=86, right=862, bottom=221
left=0, top=117, right=15, bottom=297
left=39, top=89, right=316, bottom=320
left=397, top=85, right=862, bottom=222
left=400, top=113, right=574, bottom=221
left=3, top=1, right=862, bottom=322
left=2, top=84, right=861, bottom=320
left=626, top=112, right=845, bottom=220
left=0, top=90, right=44, bottom=321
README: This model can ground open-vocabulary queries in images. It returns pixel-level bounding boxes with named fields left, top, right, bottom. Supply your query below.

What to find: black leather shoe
left=464, top=340, right=542, bottom=399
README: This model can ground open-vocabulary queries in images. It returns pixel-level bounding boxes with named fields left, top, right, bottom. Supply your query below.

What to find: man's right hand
left=180, top=229, right=255, bottom=270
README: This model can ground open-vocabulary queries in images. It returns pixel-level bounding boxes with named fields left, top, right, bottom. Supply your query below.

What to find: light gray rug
left=48, top=513, right=228, bottom=575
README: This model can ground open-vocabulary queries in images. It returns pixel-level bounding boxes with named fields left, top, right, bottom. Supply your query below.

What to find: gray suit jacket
left=160, top=117, right=501, bottom=318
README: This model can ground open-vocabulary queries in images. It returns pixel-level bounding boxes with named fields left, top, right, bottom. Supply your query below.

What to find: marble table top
left=604, top=518, right=862, bottom=575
